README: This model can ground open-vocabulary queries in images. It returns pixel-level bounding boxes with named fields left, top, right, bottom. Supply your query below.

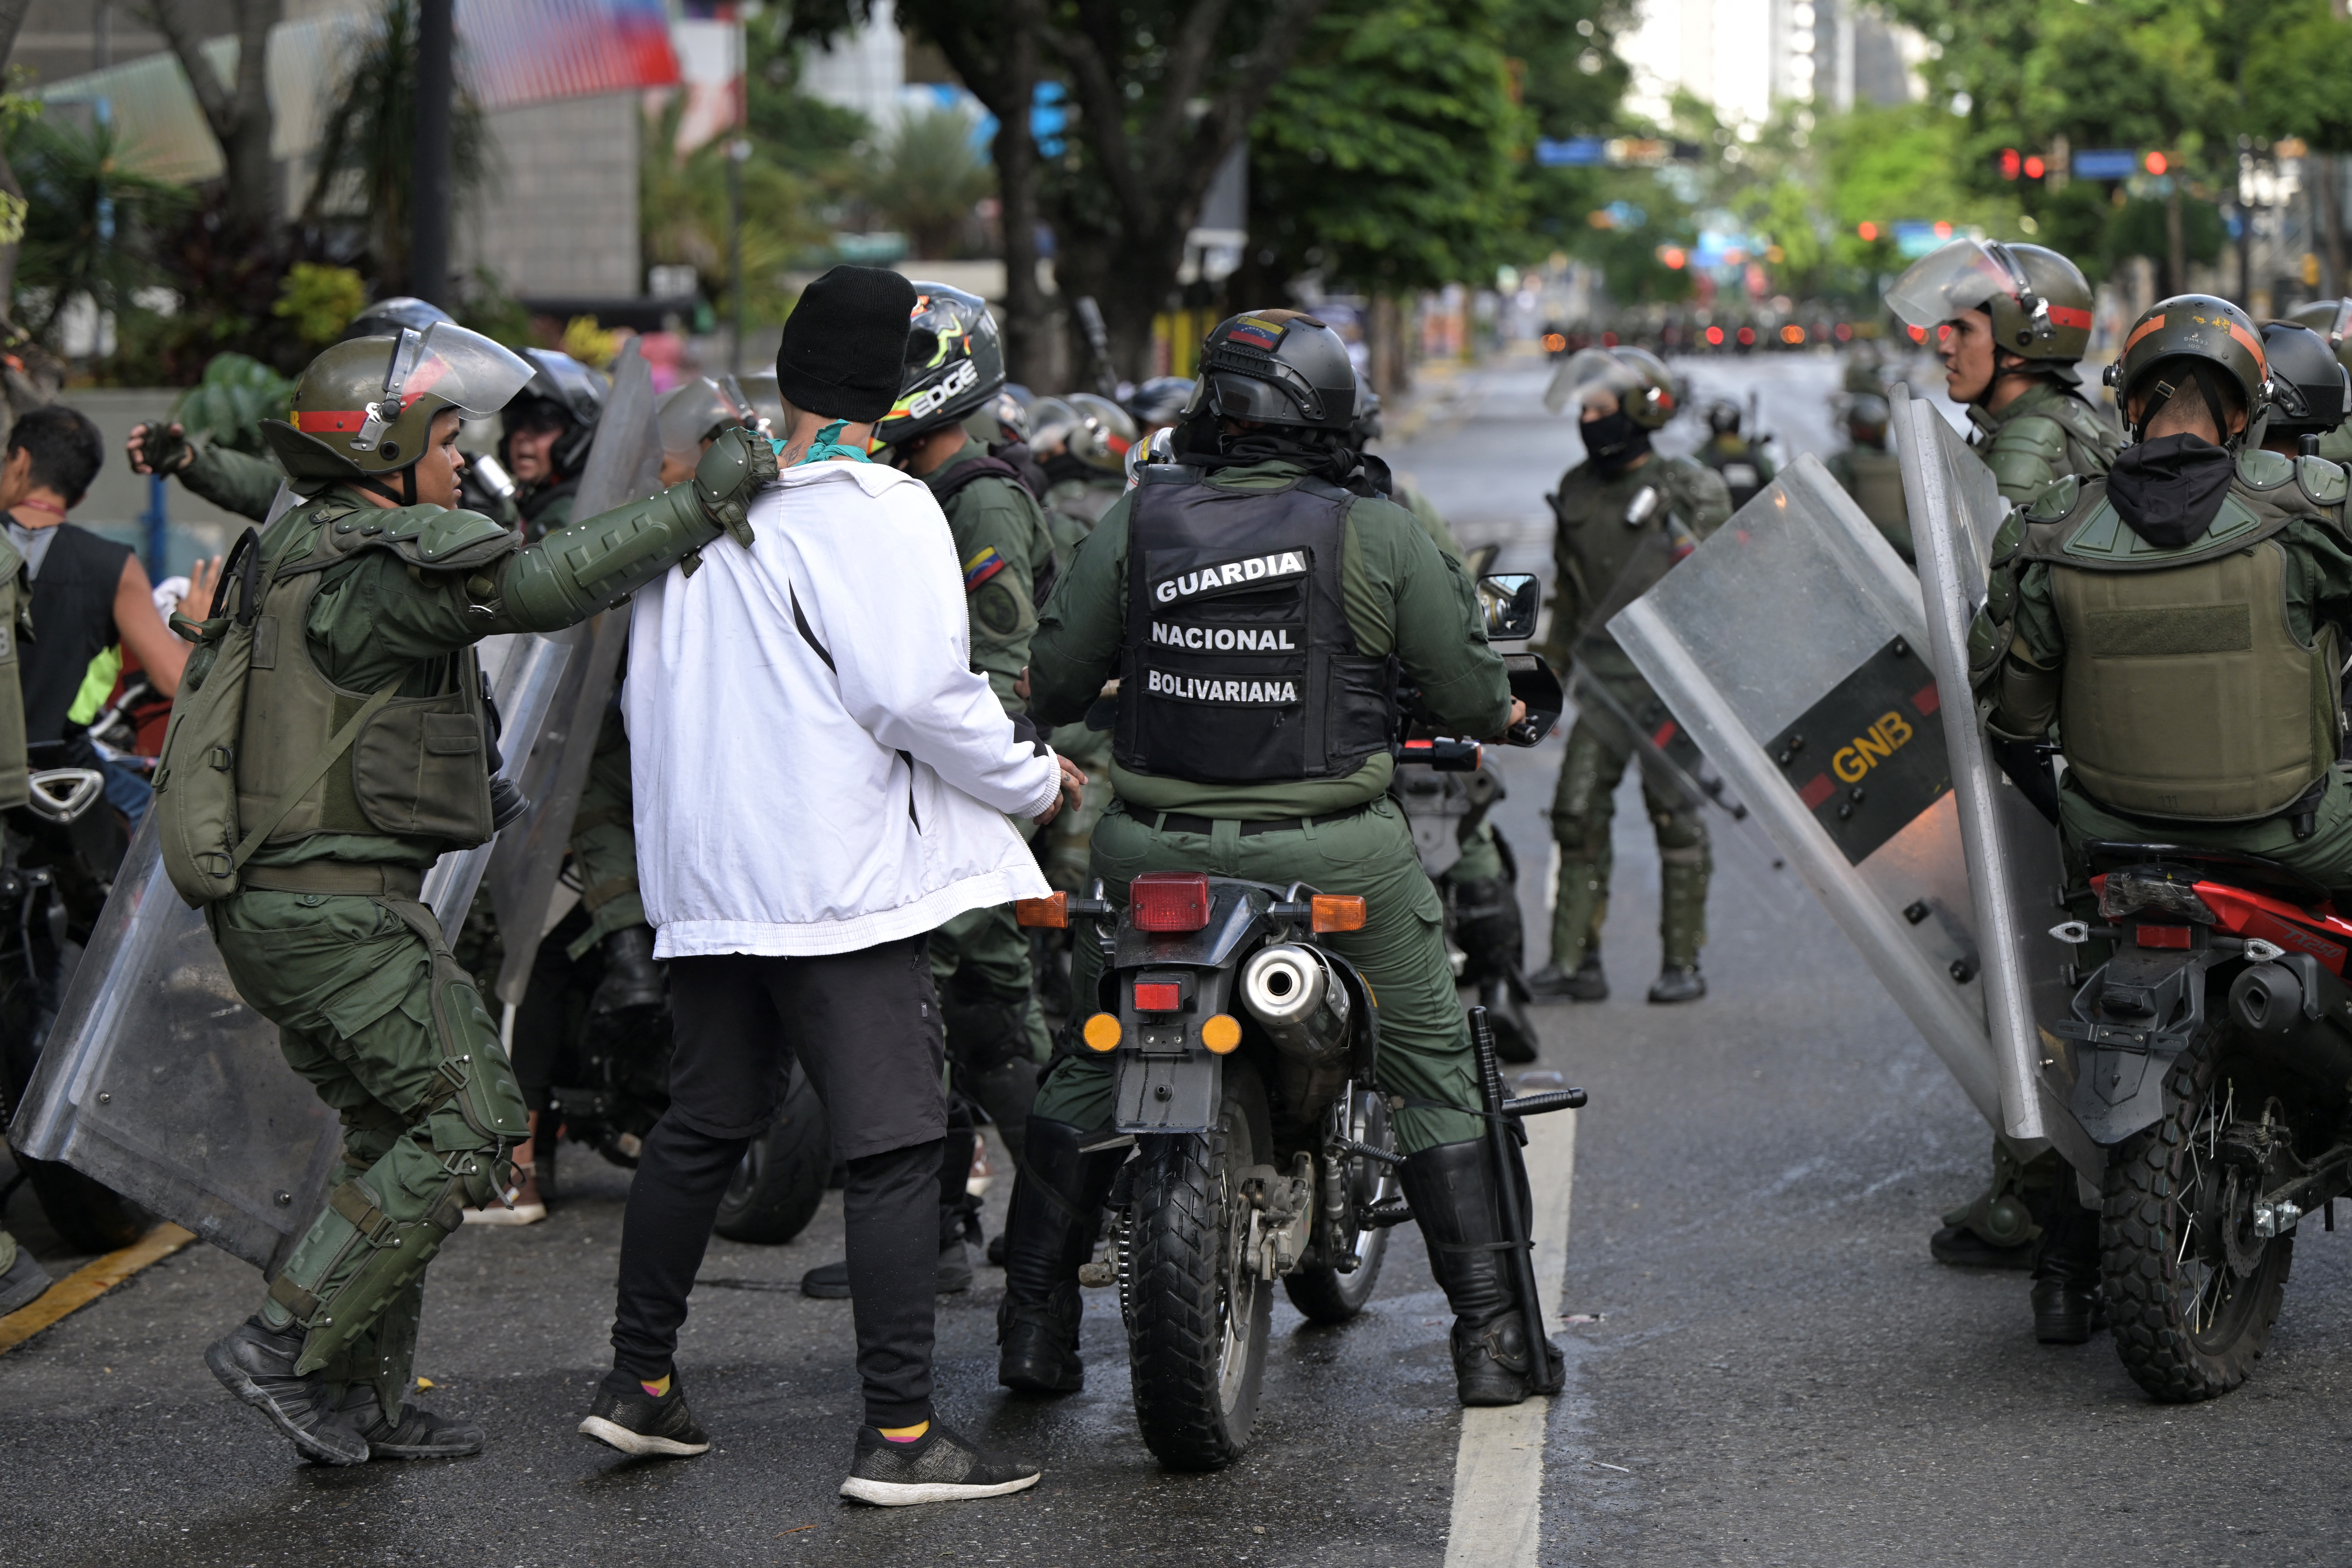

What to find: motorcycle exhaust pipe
left=2229, top=959, right=2352, bottom=1094
left=1240, top=944, right=1352, bottom=1067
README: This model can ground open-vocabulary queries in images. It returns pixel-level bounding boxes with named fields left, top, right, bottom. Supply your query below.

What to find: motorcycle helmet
left=343, top=295, right=455, bottom=342
left=1542, top=345, right=1678, bottom=428
left=873, top=282, right=1006, bottom=450
left=1125, top=376, right=1195, bottom=432
left=1179, top=310, right=1357, bottom=431
left=263, top=323, right=534, bottom=496
left=1064, top=392, right=1137, bottom=474
left=501, top=349, right=606, bottom=479
left=2101, top=295, right=2270, bottom=445
left=1886, top=238, right=2095, bottom=369
left=2258, top=321, right=2350, bottom=440
left=658, top=375, right=752, bottom=463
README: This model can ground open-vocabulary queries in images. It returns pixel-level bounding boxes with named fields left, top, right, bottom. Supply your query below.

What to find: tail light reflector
left=1131, top=872, right=1212, bottom=932
left=2135, top=924, right=2193, bottom=950
left=1082, top=1013, right=1122, bottom=1051
left=1015, top=892, right=1069, bottom=928
left=1133, top=982, right=1182, bottom=1013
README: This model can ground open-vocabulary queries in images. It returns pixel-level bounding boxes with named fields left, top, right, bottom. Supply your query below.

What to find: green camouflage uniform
left=1544, top=454, right=1733, bottom=972
left=1392, top=480, right=1506, bottom=885
left=1036, top=473, right=1123, bottom=894
left=1826, top=442, right=1914, bottom=564
left=178, top=443, right=284, bottom=523
left=1025, top=458, right=1512, bottom=1156
left=927, top=441, right=1060, bottom=1083
left=1967, top=378, right=2124, bottom=508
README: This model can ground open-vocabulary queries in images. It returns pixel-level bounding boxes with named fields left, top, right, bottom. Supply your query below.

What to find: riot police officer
left=1124, top=376, right=1195, bottom=439
left=1827, top=393, right=1913, bottom=562
left=1887, top=239, right=2120, bottom=506
left=1972, top=295, right=2352, bottom=1342
left=502, top=349, right=606, bottom=536
left=187, top=322, right=775, bottom=1464
left=2262, top=318, right=2352, bottom=462
left=1697, top=399, right=1775, bottom=509
left=1529, top=347, right=1733, bottom=1004
left=1000, top=310, right=1554, bottom=1411
left=1036, top=392, right=1136, bottom=545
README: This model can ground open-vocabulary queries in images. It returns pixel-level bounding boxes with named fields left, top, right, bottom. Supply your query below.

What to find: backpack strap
left=225, top=680, right=402, bottom=873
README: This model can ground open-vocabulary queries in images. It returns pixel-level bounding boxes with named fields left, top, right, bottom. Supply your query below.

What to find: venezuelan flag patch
left=963, top=546, right=1009, bottom=591
left=1227, top=317, right=1283, bottom=352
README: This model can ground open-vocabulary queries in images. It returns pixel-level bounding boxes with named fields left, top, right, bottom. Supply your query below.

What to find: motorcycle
left=2050, top=842, right=2352, bottom=1401
left=1012, top=575, right=1575, bottom=1469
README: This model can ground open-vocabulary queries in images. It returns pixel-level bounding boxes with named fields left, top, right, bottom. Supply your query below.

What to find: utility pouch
left=154, top=529, right=265, bottom=906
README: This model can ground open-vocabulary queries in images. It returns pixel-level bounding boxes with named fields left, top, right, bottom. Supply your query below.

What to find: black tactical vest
left=21, top=523, right=133, bottom=759
left=1114, top=466, right=1394, bottom=784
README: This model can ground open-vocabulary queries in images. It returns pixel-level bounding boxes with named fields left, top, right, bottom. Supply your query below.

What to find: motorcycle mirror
left=1477, top=573, right=1541, bottom=641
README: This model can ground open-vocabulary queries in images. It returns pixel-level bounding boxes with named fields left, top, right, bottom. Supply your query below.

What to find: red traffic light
left=2023, top=154, right=2045, bottom=180
left=1998, top=148, right=2021, bottom=180
left=2145, top=151, right=2168, bottom=176
left=1857, top=221, right=1878, bottom=241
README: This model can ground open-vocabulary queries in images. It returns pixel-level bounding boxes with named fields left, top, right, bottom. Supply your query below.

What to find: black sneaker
left=839, top=1421, right=1040, bottom=1506
left=578, top=1367, right=712, bottom=1458
left=205, top=1317, right=372, bottom=1467
left=341, top=1385, right=486, bottom=1459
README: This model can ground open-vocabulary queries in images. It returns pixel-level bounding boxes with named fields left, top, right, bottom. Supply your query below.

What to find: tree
left=7, top=114, right=187, bottom=351
left=640, top=94, right=831, bottom=329
left=2245, top=0, right=2352, bottom=293
left=140, top=0, right=283, bottom=235
left=0, top=0, right=33, bottom=303
left=864, top=106, right=996, bottom=259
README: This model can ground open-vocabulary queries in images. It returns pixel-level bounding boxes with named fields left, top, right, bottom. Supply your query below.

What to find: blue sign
left=1892, top=221, right=1947, bottom=259
left=2073, top=148, right=2139, bottom=180
left=1536, top=137, right=1606, bottom=167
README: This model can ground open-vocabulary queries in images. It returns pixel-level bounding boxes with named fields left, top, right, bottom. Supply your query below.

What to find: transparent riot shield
left=482, top=340, right=663, bottom=1004
left=1609, top=453, right=2008, bottom=1126
left=1894, top=388, right=2078, bottom=1154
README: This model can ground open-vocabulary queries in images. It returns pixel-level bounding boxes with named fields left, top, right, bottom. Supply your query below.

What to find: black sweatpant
left=607, top=936, right=947, bottom=1428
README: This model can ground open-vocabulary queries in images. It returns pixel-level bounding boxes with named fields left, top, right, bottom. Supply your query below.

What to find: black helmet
left=876, top=282, right=1006, bottom=449
left=1703, top=399, right=1742, bottom=437
left=2260, top=321, right=2351, bottom=438
left=502, top=348, right=606, bottom=478
left=343, top=295, right=456, bottom=342
left=1125, top=376, right=1195, bottom=430
left=2102, top=295, right=2269, bottom=445
left=1180, top=310, right=1356, bottom=432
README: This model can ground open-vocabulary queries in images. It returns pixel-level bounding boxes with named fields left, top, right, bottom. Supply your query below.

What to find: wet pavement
left=3, top=348, right=2342, bottom=1566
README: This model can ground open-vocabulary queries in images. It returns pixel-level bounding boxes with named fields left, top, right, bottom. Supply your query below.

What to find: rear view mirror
left=1477, top=573, right=1540, bottom=641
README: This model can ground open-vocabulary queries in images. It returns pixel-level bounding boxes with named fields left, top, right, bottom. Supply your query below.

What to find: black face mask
left=1582, top=410, right=1650, bottom=474
left=2107, top=432, right=2236, bottom=549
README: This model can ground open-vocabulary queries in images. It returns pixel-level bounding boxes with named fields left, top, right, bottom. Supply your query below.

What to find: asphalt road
left=4, top=347, right=2344, bottom=1567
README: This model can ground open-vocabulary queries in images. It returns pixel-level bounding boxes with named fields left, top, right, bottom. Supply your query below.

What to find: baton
left=1469, top=1005, right=1579, bottom=1396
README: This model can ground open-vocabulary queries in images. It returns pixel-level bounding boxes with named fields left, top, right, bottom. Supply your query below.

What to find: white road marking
left=1443, top=1105, right=1577, bottom=1567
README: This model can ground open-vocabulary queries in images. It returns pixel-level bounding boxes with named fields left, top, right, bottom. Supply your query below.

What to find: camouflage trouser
left=566, top=705, right=646, bottom=960
left=1548, top=714, right=1710, bottom=970
left=212, top=885, right=527, bottom=1419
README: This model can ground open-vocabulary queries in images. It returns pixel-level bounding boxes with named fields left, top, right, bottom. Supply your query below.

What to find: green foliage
left=1248, top=0, right=1525, bottom=293
left=272, top=263, right=368, bottom=346
left=7, top=112, right=189, bottom=353
left=169, top=353, right=295, bottom=455
left=639, top=95, right=832, bottom=331
left=863, top=107, right=994, bottom=260
left=2243, top=0, right=2352, bottom=152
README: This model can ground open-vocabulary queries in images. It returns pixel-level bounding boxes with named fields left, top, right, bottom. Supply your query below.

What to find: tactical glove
left=138, top=422, right=193, bottom=477
left=692, top=425, right=779, bottom=548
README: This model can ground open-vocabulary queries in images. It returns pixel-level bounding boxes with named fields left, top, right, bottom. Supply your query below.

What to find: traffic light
left=1998, top=147, right=2021, bottom=181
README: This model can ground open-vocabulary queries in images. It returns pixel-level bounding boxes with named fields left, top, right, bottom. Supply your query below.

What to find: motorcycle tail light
left=2098, top=872, right=2216, bottom=925
left=1311, top=894, right=1367, bottom=933
left=1015, top=892, right=1069, bottom=928
left=1133, top=982, right=1182, bottom=1013
left=1130, top=872, right=1212, bottom=932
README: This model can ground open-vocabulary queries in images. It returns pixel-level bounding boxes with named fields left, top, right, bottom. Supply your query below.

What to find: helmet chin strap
left=354, top=464, right=420, bottom=508
left=2131, top=360, right=2248, bottom=449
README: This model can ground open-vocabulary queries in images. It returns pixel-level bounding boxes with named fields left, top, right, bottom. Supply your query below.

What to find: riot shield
left=1893, top=388, right=2077, bottom=1153
left=1608, top=453, right=2008, bottom=1127
left=483, top=340, right=663, bottom=1003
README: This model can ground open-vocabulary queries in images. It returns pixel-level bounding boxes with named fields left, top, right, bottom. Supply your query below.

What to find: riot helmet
left=1846, top=392, right=1891, bottom=443
left=1179, top=310, right=1356, bottom=431
left=731, top=369, right=788, bottom=434
left=658, top=375, right=752, bottom=462
left=1125, top=376, right=1195, bottom=432
left=1703, top=399, right=1743, bottom=437
left=966, top=385, right=1031, bottom=445
left=1541, top=345, right=1678, bottom=427
left=1886, top=238, right=2095, bottom=368
left=501, top=348, right=606, bottom=478
left=1063, top=392, right=1137, bottom=474
left=1027, top=397, right=1080, bottom=454
left=262, top=323, right=534, bottom=494
left=2258, top=321, right=2350, bottom=439
left=874, top=282, right=1006, bottom=449
left=343, top=295, right=455, bottom=342
left=2100, top=295, right=2270, bottom=445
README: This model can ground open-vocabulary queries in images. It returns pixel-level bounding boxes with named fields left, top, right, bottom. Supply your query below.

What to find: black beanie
left=775, top=265, right=916, bottom=423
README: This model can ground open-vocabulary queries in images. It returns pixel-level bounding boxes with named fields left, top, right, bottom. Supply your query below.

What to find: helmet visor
left=398, top=323, right=535, bottom=420
left=1884, top=238, right=2017, bottom=331
left=1543, top=348, right=1648, bottom=416
left=658, top=377, right=745, bottom=459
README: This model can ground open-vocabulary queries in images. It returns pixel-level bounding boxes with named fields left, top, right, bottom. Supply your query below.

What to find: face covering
left=1581, top=409, right=1650, bottom=473
left=2106, top=432, right=2236, bottom=549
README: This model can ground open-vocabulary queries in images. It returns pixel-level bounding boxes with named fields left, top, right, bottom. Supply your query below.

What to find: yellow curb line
left=0, top=1223, right=196, bottom=1355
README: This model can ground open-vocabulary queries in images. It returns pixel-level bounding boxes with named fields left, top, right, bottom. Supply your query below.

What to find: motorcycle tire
left=22, top=1156, right=148, bottom=1254
left=1284, top=1089, right=1399, bottom=1325
left=713, top=1072, right=832, bottom=1245
left=1125, top=1057, right=1273, bottom=1471
left=2103, top=1021, right=2293, bottom=1402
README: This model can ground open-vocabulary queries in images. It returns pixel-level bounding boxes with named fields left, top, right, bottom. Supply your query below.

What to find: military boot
left=997, top=1117, right=1124, bottom=1394
left=1653, top=846, right=1709, bottom=1004
left=2030, top=1182, right=2104, bottom=1345
left=1647, top=965, right=1706, bottom=1003
left=1528, top=948, right=1607, bottom=1002
left=1398, top=1140, right=1563, bottom=1407
left=206, top=1317, right=372, bottom=1466
left=1453, top=877, right=1539, bottom=1063
left=591, top=925, right=667, bottom=1016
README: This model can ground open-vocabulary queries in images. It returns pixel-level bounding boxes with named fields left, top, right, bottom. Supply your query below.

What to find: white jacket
left=626, top=460, right=1059, bottom=958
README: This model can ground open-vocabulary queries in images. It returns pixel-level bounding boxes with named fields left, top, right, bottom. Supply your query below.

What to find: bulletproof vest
left=20, top=523, right=133, bottom=760
left=1843, top=447, right=1910, bottom=532
left=1552, top=460, right=1699, bottom=655
left=1114, top=466, right=1394, bottom=785
left=233, top=501, right=495, bottom=849
left=2019, top=450, right=2350, bottom=821
left=0, top=537, right=30, bottom=810
left=1703, top=440, right=1766, bottom=509
left=518, top=476, right=579, bottom=541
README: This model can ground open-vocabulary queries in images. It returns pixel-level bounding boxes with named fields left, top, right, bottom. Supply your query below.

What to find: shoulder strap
left=932, top=453, right=1029, bottom=504
left=225, top=681, right=401, bottom=872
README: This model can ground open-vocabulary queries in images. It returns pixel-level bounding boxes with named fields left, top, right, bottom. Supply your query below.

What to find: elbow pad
left=495, top=484, right=723, bottom=630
